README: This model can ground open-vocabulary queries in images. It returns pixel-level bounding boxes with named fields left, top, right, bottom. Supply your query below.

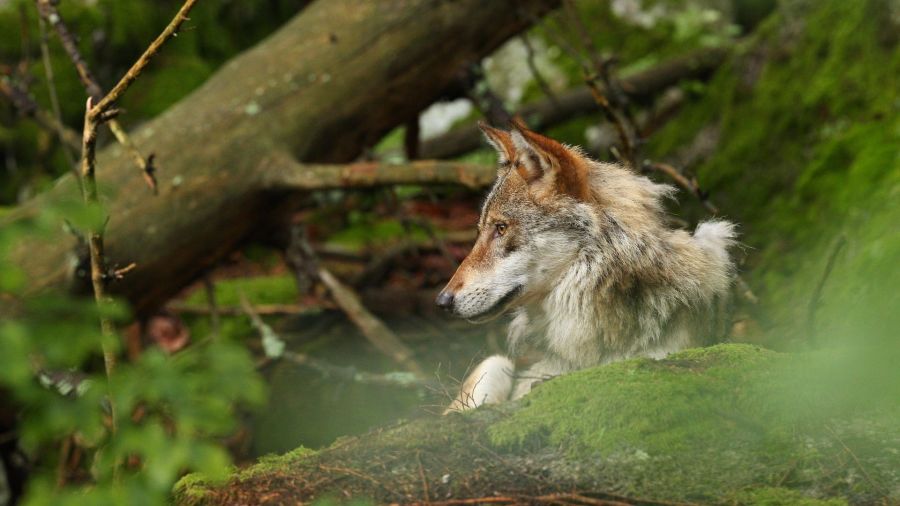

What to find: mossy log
left=174, top=344, right=899, bottom=505
left=3, top=0, right=556, bottom=315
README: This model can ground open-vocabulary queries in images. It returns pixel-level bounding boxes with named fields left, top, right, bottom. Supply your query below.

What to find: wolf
left=437, top=119, right=736, bottom=412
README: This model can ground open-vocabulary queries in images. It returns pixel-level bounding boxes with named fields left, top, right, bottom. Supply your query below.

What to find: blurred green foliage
left=0, top=202, right=264, bottom=503
left=0, top=0, right=309, bottom=203
left=646, top=0, right=900, bottom=347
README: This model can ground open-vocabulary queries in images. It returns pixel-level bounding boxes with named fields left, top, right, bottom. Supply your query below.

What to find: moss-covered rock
left=175, top=344, right=899, bottom=504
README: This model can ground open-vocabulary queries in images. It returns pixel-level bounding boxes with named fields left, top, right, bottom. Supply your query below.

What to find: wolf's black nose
left=435, top=291, right=454, bottom=309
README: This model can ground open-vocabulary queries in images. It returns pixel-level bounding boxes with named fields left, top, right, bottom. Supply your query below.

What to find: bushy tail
left=693, top=220, right=738, bottom=341
left=693, top=220, right=737, bottom=265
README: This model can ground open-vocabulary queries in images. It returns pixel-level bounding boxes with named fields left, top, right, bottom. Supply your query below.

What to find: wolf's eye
left=494, top=223, right=508, bottom=238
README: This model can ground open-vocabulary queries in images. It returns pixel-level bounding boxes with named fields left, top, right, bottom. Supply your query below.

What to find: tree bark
left=4, top=0, right=556, bottom=315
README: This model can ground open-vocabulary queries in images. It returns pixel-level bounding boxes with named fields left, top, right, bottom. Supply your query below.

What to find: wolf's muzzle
left=435, top=290, right=454, bottom=310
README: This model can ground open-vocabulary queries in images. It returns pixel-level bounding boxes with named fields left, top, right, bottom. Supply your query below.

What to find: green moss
left=174, top=447, right=318, bottom=503
left=182, top=274, right=298, bottom=307
left=489, top=344, right=786, bottom=457
left=489, top=344, right=899, bottom=501
left=239, top=446, right=317, bottom=479
left=730, top=487, right=847, bottom=506
left=190, top=344, right=898, bottom=504
left=173, top=473, right=216, bottom=506
left=325, top=217, right=430, bottom=251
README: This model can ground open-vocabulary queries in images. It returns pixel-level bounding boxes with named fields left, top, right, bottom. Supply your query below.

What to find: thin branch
left=318, top=266, right=426, bottom=378
left=649, top=162, right=718, bottom=214
left=463, top=63, right=512, bottom=126
left=259, top=153, right=497, bottom=191
left=108, top=122, right=158, bottom=193
left=90, top=0, right=198, bottom=115
left=202, top=274, right=221, bottom=340
left=68, top=0, right=198, bottom=478
left=35, top=0, right=184, bottom=193
left=0, top=76, right=82, bottom=152
left=78, top=96, right=120, bottom=456
left=806, top=236, right=846, bottom=344
left=240, top=297, right=431, bottom=390
left=35, top=0, right=103, bottom=100
left=826, top=424, right=888, bottom=499
left=520, top=33, right=560, bottom=108
left=410, top=491, right=699, bottom=506
left=37, top=16, right=79, bottom=175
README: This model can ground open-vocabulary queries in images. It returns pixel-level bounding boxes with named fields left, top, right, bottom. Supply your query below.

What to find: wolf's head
left=435, top=120, right=598, bottom=321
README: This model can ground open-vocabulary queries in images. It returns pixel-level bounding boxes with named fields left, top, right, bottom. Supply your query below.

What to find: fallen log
left=3, top=0, right=556, bottom=315
left=419, top=47, right=728, bottom=160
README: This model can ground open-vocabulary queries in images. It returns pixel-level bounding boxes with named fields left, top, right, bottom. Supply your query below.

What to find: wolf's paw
left=444, top=355, right=515, bottom=414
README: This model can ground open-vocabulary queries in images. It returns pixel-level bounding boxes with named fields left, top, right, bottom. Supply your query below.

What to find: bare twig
left=202, top=274, right=221, bottom=340
left=826, top=424, right=887, bottom=499
left=78, top=96, right=120, bottom=453
left=648, top=162, right=718, bottom=215
left=406, top=491, right=699, bottom=506
left=520, top=33, right=560, bottom=108
left=806, top=236, right=846, bottom=343
left=55, top=435, right=72, bottom=488
left=0, top=76, right=82, bottom=152
left=37, top=16, right=78, bottom=173
left=464, top=63, right=512, bottom=126
left=35, top=0, right=195, bottom=193
left=68, top=0, right=199, bottom=478
left=35, top=0, right=103, bottom=100
left=416, top=451, right=431, bottom=504
left=239, top=295, right=431, bottom=390
left=90, top=0, right=198, bottom=115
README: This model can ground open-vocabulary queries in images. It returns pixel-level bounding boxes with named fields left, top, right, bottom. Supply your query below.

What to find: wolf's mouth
left=466, top=285, right=523, bottom=323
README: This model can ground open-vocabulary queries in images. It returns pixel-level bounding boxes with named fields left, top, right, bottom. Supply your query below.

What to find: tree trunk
left=4, top=0, right=557, bottom=315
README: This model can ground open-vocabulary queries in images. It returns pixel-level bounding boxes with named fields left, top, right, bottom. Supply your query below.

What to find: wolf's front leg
left=444, top=355, right=515, bottom=414
left=510, top=357, right=569, bottom=400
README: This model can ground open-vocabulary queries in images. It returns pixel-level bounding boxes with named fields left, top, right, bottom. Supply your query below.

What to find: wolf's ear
left=478, top=121, right=515, bottom=165
left=509, top=118, right=590, bottom=201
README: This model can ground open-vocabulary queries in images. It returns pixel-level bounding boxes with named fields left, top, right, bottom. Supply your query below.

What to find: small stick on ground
left=239, top=296, right=430, bottom=390
left=284, top=222, right=427, bottom=377
left=416, top=451, right=431, bottom=504
left=318, top=267, right=426, bottom=378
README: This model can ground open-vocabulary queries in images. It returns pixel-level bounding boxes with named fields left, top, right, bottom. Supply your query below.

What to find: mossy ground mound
left=175, top=345, right=899, bottom=504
